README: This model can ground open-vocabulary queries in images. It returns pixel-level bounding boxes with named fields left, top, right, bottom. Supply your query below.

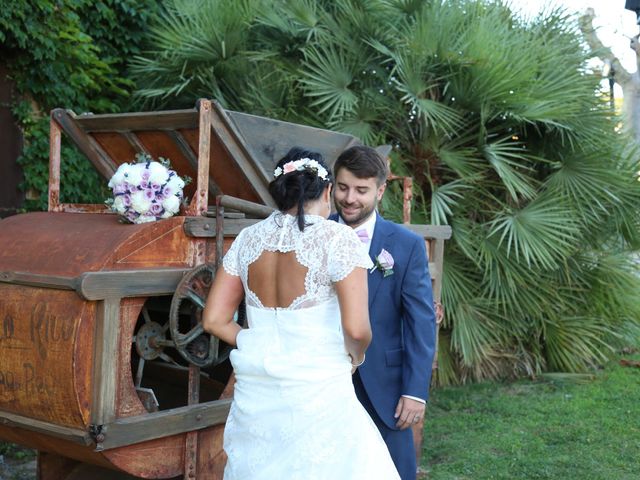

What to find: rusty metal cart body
left=0, top=100, right=450, bottom=479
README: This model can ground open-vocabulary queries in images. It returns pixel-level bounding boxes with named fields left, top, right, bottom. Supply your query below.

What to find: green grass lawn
left=422, top=352, right=640, bottom=480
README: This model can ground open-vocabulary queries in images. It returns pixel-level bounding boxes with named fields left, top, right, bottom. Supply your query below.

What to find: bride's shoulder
left=319, top=219, right=358, bottom=240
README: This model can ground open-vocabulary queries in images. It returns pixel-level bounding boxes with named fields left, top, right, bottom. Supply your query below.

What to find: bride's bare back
left=248, top=251, right=307, bottom=309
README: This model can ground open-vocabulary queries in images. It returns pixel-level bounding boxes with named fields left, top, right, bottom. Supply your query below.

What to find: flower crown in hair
left=273, top=158, right=329, bottom=181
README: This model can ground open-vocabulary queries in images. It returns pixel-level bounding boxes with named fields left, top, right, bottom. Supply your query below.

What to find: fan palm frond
left=300, top=44, right=359, bottom=120
left=486, top=196, right=579, bottom=268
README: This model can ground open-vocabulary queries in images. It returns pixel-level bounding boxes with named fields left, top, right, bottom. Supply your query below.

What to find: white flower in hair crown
left=273, top=157, right=329, bottom=180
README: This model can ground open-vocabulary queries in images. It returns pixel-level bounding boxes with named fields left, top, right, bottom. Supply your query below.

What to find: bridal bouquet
left=106, top=154, right=188, bottom=224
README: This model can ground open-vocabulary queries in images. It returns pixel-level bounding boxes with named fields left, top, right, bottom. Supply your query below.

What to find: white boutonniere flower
left=370, top=249, right=395, bottom=277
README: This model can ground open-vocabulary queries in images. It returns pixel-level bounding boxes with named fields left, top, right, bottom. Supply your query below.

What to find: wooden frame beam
left=96, top=399, right=231, bottom=451
left=90, top=299, right=121, bottom=428
left=0, top=411, right=92, bottom=446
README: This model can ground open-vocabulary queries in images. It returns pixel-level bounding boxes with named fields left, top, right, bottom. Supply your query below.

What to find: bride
left=203, top=147, right=400, bottom=479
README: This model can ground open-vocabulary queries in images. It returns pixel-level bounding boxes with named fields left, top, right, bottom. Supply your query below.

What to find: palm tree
left=131, top=0, right=640, bottom=383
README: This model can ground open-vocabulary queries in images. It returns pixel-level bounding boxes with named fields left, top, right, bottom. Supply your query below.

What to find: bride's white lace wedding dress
left=221, top=212, right=400, bottom=479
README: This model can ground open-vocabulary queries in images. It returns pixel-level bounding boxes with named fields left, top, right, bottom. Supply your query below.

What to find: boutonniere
left=370, top=249, right=394, bottom=277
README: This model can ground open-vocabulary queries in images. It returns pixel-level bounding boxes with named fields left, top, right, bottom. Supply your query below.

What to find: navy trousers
left=353, top=371, right=417, bottom=480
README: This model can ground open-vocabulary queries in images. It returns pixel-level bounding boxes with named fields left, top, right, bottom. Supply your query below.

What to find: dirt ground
left=0, top=442, right=35, bottom=480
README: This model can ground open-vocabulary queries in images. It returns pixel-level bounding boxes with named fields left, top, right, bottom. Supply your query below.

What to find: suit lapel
left=368, top=213, right=393, bottom=308
left=329, top=212, right=392, bottom=308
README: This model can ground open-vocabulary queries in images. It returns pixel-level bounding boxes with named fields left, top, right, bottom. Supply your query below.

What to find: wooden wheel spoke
left=209, top=336, right=220, bottom=360
left=185, top=288, right=206, bottom=309
left=175, top=323, right=204, bottom=346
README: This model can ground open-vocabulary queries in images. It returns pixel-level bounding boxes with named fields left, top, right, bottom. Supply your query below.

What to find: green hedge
left=0, top=0, right=159, bottom=210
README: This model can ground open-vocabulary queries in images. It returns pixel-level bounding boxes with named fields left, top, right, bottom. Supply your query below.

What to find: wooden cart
left=0, top=99, right=450, bottom=479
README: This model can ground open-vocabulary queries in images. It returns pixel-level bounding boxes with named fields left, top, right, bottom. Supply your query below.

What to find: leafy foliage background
left=1, top=0, right=639, bottom=383
left=0, top=0, right=159, bottom=210
left=130, top=0, right=640, bottom=383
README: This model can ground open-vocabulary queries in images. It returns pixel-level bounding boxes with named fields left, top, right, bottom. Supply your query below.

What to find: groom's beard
left=335, top=200, right=377, bottom=227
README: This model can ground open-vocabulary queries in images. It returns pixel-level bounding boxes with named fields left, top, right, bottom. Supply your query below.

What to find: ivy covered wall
left=0, top=0, right=160, bottom=210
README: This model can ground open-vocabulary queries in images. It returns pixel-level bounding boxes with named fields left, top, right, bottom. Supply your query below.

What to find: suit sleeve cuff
left=402, top=394, right=426, bottom=404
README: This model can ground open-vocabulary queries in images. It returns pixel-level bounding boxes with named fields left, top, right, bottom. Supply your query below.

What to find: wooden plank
left=215, top=195, right=275, bottom=219
left=431, top=239, right=445, bottom=302
left=189, top=99, right=213, bottom=216
left=51, top=203, right=111, bottom=214
left=184, top=216, right=451, bottom=241
left=98, top=399, right=232, bottom=451
left=77, top=268, right=190, bottom=301
left=210, top=102, right=276, bottom=208
left=0, top=411, right=92, bottom=446
left=73, top=109, right=199, bottom=132
left=184, top=363, right=202, bottom=477
left=122, top=131, right=150, bottom=155
left=52, top=109, right=117, bottom=181
left=402, top=224, right=452, bottom=240
left=90, top=299, right=120, bottom=427
left=0, top=270, right=78, bottom=290
left=184, top=217, right=261, bottom=238
left=225, top=110, right=359, bottom=172
left=428, top=262, right=439, bottom=282
left=48, top=115, right=62, bottom=212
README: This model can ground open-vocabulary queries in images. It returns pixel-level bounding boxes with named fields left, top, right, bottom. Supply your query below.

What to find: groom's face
left=334, top=168, right=386, bottom=228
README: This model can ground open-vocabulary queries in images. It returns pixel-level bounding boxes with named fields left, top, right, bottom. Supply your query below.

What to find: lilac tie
left=356, top=229, right=369, bottom=243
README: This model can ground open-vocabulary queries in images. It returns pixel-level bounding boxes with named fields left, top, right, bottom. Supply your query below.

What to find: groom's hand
left=394, top=397, right=426, bottom=430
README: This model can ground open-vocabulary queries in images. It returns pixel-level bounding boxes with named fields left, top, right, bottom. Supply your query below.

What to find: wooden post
left=48, top=115, right=62, bottom=212
left=188, top=99, right=212, bottom=217
left=90, top=298, right=121, bottom=450
left=183, top=100, right=213, bottom=478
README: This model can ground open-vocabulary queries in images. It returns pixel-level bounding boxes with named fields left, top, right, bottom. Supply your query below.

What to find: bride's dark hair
left=268, top=147, right=333, bottom=231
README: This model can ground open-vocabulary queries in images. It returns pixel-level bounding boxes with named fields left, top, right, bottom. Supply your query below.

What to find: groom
left=331, top=146, right=436, bottom=480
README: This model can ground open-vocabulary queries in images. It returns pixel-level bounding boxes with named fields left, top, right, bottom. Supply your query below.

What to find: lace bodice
left=223, top=212, right=372, bottom=309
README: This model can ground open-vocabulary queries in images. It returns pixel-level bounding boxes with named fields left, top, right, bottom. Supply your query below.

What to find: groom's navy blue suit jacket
left=331, top=212, right=437, bottom=429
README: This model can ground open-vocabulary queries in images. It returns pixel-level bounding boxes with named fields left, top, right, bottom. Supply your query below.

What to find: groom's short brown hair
left=334, top=145, right=389, bottom=187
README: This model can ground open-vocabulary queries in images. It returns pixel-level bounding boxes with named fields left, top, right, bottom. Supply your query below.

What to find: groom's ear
left=376, top=182, right=387, bottom=201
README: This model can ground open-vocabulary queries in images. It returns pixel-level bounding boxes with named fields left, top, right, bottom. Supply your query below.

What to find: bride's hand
left=349, top=353, right=365, bottom=375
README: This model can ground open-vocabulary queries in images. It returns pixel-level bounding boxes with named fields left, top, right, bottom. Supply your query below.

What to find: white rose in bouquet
left=126, top=163, right=144, bottom=187
left=147, top=161, right=170, bottom=185
left=166, top=174, right=185, bottom=194
left=112, top=195, right=127, bottom=214
left=108, top=163, right=131, bottom=189
left=162, top=195, right=181, bottom=214
left=131, top=190, right=152, bottom=215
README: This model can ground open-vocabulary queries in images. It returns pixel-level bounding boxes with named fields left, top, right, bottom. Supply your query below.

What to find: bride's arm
left=203, top=269, right=245, bottom=346
left=335, top=267, right=372, bottom=367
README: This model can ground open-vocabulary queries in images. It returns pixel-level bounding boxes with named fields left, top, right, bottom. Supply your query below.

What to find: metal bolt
left=196, top=414, right=202, bottom=421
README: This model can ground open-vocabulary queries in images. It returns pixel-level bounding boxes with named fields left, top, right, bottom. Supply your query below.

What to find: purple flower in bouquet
left=149, top=202, right=164, bottom=216
left=113, top=184, right=127, bottom=195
